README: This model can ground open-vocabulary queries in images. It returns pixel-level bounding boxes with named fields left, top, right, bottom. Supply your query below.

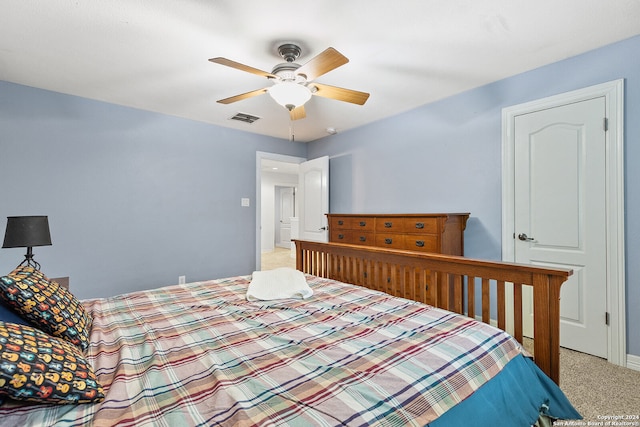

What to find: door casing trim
left=501, top=79, right=626, bottom=367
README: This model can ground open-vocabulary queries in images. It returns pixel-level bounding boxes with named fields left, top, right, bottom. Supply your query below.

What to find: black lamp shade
left=3, top=216, right=52, bottom=248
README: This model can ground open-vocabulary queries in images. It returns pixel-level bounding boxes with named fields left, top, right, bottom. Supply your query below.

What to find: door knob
left=517, top=233, right=535, bottom=241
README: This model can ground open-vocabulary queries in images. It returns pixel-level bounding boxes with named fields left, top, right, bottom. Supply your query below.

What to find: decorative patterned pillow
left=0, top=266, right=92, bottom=352
left=0, top=321, right=104, bottom=404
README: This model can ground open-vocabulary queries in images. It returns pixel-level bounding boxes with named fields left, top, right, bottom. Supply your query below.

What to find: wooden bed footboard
left=293, top=239, right=572, bottom=385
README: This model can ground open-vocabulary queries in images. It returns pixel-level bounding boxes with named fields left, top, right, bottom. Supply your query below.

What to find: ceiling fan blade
left=289, top=105, right=306, bottom=121
left=209, top=57, right=278, bottom=79
left=217, top=88, right=268, bottom=104
left=295, top=47, right=349, bottom=81
left=311, top=83, right=370, bottom=105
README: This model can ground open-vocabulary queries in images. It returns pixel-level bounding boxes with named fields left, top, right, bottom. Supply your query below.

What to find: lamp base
left=17, top=247, right=41, bottom=270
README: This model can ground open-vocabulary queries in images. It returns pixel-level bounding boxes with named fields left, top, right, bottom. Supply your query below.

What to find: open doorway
left=256, top=152, right=305, bottom=271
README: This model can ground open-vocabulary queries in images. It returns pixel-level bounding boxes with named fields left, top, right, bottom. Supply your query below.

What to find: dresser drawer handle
left=415, top=240, right=425, bottom=247
left=359, top=221, right=367, bottom=227
left=384, top=222, right=393, bottom=228
left=384, top=238, right=393, bottom=244
left=338, top=234, right=345, bottom=239
left=415, top=222, right=424, bottom=229
left=359, top=236, right=367, bottom=242
left=338, top=220, right=344, bottom=225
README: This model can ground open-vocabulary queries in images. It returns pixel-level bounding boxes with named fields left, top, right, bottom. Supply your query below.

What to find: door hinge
left=604, top=117, right=609, bottom=131
left=605, top=312, right=610, bottom=326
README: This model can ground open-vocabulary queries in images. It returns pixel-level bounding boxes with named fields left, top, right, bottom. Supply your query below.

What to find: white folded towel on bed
left=246, top=267, right=313, bottom=301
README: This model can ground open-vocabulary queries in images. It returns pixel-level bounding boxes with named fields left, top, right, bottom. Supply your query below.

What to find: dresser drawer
left=402, top=235, right=439, bottom=252
left=350, top=217, right=375, bottom=231
left=330, top=229, right=354, bottom=243
left=374, top=234, right=406, bottom=250
left=375, top=218, right=403, bottom=232
left=352, top=231, right=375, bottom=245
left=329, top=216, right=352, bottom=230
left=330, top=230, right=374, bottom=245
left=329, top=216, right=375, bottom=231
left=401, top=217, right=440, bottom=234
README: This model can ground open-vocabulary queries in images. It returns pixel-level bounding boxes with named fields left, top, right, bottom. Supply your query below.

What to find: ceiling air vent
left=229, top=112, right=261, bottom=124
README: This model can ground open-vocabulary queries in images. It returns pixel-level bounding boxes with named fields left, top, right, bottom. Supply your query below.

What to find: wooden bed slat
left=294, top=240, right=572, bottom=385
left=430, top=270, right=438, bottom=307
left=482, top=278, right=490, bottom=324
left=467, top=276, right=476, bottom=320
left=497, top=280, right=506, bottom=331
left=453, top=274, right=463, bottom=314
left=513, top=283, right=523, bottom=344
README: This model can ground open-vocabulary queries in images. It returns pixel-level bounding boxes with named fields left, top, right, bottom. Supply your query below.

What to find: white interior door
left=514, top=97, right=608, bottom=358
left=276, top=186, right=294, bottom=247
left=298, top=156, right=329, bottom=242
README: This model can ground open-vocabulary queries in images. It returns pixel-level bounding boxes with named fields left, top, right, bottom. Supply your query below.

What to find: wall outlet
left=178, top=275, right=186, bottom=285
left=241, top=197, right=250, bottom=207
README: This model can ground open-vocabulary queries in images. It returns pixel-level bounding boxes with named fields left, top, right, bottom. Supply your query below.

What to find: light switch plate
left=241, top=198, right=250, bottom=207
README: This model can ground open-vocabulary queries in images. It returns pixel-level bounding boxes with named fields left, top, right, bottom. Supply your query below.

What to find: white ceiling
left=2, top=1, right=640, bottom=143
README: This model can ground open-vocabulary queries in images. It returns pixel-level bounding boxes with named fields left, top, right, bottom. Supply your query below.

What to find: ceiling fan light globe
left=268, top=82, right=312, bottom=109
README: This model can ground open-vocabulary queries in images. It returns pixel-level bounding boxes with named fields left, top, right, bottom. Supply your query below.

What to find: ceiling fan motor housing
left=273, top=44, right=306, bottom=83
left=277, top=43, right=301, bottom=62
left=271, top=62, right=303, bottom=82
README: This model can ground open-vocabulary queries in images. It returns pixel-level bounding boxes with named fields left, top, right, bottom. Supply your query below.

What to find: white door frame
left=256, top=151, right=306, bottom=271
left=501, top=79, right=626, bottom=367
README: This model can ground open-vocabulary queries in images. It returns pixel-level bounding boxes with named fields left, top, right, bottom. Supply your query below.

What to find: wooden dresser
left=326, top=213, right=470, bottom=305
left=327, top=213, right=469, bottom=255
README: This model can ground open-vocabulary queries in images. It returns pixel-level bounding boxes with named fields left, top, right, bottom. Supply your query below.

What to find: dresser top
left=326, top=213, right=470, bottom=218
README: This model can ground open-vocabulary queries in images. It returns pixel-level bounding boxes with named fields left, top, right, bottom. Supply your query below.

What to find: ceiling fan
left=209, top=43, right=370, bottom=121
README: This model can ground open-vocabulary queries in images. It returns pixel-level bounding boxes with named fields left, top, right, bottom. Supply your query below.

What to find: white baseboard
left=626, top=354, right=640, bottom=371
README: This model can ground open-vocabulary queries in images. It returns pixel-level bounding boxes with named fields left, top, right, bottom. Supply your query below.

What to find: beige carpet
left=559, top=347, right=640, bottom=421
left=522, top=339, right=640, bottom=421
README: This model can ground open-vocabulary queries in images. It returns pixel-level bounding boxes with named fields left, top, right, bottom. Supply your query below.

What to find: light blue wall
left=2, top=35, right=638, bottom=357
left=308, top=35, right=640, bottom=357
left=0, top=82, right=306, bottom=299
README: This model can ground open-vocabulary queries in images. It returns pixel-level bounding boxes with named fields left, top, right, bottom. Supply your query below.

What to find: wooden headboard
left=294, top=239, right=572, bottom=385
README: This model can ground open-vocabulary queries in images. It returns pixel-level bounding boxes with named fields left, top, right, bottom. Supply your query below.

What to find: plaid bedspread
left=0, top=275, right=523, bottom=426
